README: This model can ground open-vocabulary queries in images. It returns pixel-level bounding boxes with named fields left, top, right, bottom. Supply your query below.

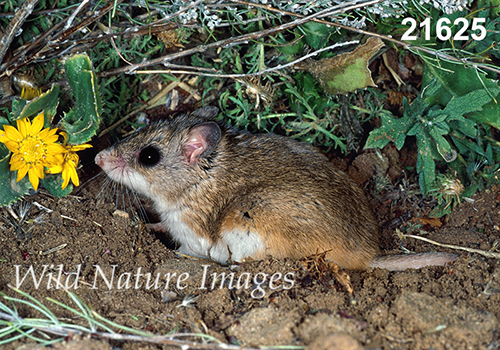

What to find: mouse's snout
left=94, top=149, right=133, bottom=185
left=95, top=150, right=106, bottom=168
left=94, top=149, right=119, bottom=172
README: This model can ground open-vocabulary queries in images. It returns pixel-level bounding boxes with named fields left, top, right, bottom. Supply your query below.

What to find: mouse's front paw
left=146, top=222, right=169, bottom=233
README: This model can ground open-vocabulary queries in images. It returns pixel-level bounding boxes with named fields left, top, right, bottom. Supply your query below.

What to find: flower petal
left=32, top=113, right=45, bottom=134
left=45, top=153, right=66, bottom=168
left=37, top=128, right=49, bottom=140
left=69, top=164, right=79, bottom=186
left=17, top=118, right=30, bottom=137
left=2, top=140, right=19, bottom=153
left=47, top=143, right=67, bottom=154
left=33, top=164, right=44, bottom=179
left=0, top=130, right=8, bottom=142
left=61, top=170, right=70, bottom=189
left=60, top=132, right=68, bottom=146
left=47, top=164, right=63, bottom=174
left=16, top=166, right=28, bottom=182
left=10, top=158, right=25, bottom=171
left=71, top=144, right=93, bottom=152
left=28, top=168, right=40, bottom=191
left=38, top=126, right=59, bottom=141
left=3, top=125, right=23, bottom=142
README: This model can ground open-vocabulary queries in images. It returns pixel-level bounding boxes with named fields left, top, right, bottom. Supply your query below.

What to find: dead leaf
left=411, top=217, right=443, bottom=228
left=156, top=29, right=184, bottom=49
left=303, top=36, right=385, bottom=95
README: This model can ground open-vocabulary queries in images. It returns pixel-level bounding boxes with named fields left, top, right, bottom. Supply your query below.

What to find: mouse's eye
left=138, top=146, right=161, bottom=167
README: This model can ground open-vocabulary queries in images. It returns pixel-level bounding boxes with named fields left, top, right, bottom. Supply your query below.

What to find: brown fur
left=96, top=107, right=456, bottom=270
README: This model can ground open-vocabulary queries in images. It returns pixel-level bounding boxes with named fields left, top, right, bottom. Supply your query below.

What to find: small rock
left=50, top=211, right=63, bottom=226
left=112, top=209, right=130, bottom=231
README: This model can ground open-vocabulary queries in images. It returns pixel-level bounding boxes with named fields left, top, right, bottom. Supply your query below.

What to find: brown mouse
left=95, top=107, right=456, bottom=270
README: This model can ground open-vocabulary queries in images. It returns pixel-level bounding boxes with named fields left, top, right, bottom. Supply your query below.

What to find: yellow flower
left=0, top=113, right=66, bottom=191
left=47, top=132, right=92, bottom=189
left=21, top=85, right=42, bottom=101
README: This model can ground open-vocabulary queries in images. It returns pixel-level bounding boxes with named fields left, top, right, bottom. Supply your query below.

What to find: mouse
left=95, top=106, right=457, bottom=271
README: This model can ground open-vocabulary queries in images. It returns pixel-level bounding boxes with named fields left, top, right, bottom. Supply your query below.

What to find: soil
left=1, top=144, right=500, bottom=350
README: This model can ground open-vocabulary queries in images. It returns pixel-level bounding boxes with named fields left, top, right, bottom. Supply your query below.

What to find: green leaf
left=429, top=126, right=453, bottom=159
left=422, top=59, right=498, bottom=102
left=41, top=175, right=73, bottom=197
left=452, top=135, right=491, bottom=160
left=441, top=89, right=495, bottom=119
left=470, top=15, right=500, bottom=56
left=0, top=148, right=32, bottom=206
left=11, top=99, right=27, bottom=120
left=415, top=133, right=437, bottom=195
left=468, top=101, right=500, bottom=129
left=0, top=117, right=9, bottom=128
left=61, top=54, right=102, bottom=144
left=300, top=22, right=334, bottom=50
left=364, top=113, right=412, bottom=150
left=407, top=122, right=423, bottom=137
left=274, top=31, right=305, bottom=55
left=422, top=59, right=500, bottom=129
left=421, top=78, right=442, bottom=104
left=0, top=143, right=8, bottom=160
left=17, top=85, right=60, bottom=125
left=448, top=118, right=477, bottom=138
left=492, top=2, right=500, bottom=16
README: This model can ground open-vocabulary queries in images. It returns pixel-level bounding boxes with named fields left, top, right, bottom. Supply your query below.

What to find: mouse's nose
left=95, top=151, right=105, bottom=168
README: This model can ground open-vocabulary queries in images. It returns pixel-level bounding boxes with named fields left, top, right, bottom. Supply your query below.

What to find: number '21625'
left=402, top=17, right=487, bottom=41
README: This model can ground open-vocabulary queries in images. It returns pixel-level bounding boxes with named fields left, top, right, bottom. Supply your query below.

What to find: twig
left=403, top=234, right=500, bottom=259
left=230, top=0, right=500, bottom=75
left=150, top=0, right=205, bottom=25
left=39, top=244, right=68, bottom=255
left=63, top=0, right=90, bottom=30
left=49, top=0, right=118, bottom=46
left=0, top=1, right=119, bottom=77
left=0, top=5, right=79, bottom=18
left=0, top=0, right=40, bottom=65
left=107, top=0, right=203, bottom=67
left=99, top=1, right=378, bottom=77
left=133, top=40, right=359, bottom=78
left=95, top=0, right=500, bottom=79
left=98, top=80, right=181, bottom=137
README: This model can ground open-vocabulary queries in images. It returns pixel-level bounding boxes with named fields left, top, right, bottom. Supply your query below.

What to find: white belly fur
left=157, top=203, right=265, bottom=263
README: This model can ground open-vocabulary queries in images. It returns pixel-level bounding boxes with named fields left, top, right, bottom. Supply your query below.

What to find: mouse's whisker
left=94, top=176, right=112, bottom=208
left=120, top=169, right=149, bottom=223
left=76, top=172, right=103, bottom=196
left=96, top=176, right=111, bottom=200
left=117, top=183, right=126, bottom=211
left=131, top=189, right=149, bottom=223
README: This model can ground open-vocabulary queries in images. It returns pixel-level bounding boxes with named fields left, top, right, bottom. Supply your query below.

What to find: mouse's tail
left=369, top=252, right=458, bottom=271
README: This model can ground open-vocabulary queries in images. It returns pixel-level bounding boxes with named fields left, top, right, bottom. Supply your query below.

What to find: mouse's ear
left=182, top=122, right=221, bottom=164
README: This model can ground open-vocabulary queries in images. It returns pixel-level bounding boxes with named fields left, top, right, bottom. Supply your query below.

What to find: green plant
left=0, top=54, right=100, bottom=206
left=428, top=173, right=465, bottom=217
left=0, top=286, right=304, bottom=349
left=2, top=0, right=500, bottom=201
left=365, top=73, right=500, bottom=195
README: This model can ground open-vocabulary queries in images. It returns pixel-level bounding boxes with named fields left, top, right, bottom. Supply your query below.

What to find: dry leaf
left=411, top=217, right=443, bottom=228
left=156, top=29, right=184, bottom=49
left=304, top=36, right=385, bottom=95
